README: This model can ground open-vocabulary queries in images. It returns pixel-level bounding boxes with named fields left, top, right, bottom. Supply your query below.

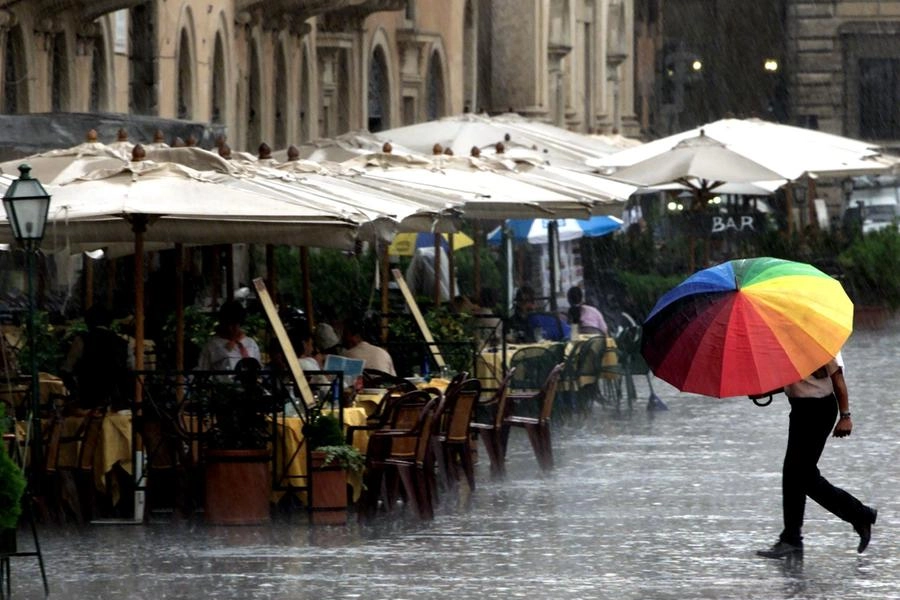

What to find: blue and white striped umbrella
left=486, top=216, right=623, bottom=245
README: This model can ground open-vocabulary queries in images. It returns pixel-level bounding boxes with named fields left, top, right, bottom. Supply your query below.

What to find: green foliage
left=316, top=444, right=366, bottom=475
left=157, top=306, right=215, bottom=370
left=454, top=245, right=504, bottom=300
left=617, top=271, right=686, bottom=321
left=198, top=377, right=271, bottom=450
left=308, top=248, right=376, bottom=319
left=838, top=227, right=900, bottom=309
left=16, top=310, right=63, bottom=375
left=387, top=306, right=474, bottom=374
left=0, top=405, right=25, bottom=530
left=303, top=411, right=344, bottom=449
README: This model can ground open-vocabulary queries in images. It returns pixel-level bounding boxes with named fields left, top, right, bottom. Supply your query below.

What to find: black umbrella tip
left=647, top=393, right=668, bottom=412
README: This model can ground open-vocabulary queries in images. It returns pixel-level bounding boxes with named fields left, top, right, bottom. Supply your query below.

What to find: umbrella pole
left=266, top=244, right=277, bottom=303
left=300, top=247, right=313, bottom=327
left=210, top=247, right=220, bottom=309
left=785, top=185, right=795, bottom=235
left=448, top=233, right=456, bottom=300
left=175, top=243, right=184, bottom=373
left=548, top=220, right=559, bottom=312
left=83, top=253, right=93, bottom=310
left=132, top=218, right=147, bottom=523
left=473, top=222, right=482, bottom=302
left=807, top=177, right=819, bottom=231
left=225, top=244, right=235, bottom=302
left=433, top=231, right=441, bottom=307
left=380, top=242, right=389, bottom=343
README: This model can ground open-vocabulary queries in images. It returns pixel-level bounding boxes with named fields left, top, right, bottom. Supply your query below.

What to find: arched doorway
left=211, top=33, right=226, bottom=125
left=130, top=5, right=156, bottom=114
left=463, top=0, right=478, bottom=112
left=368, top=46, right=390, bottom=132
left=177, top=28, right=194, bottom=119
left=89, top=37, right=108, bottom=112
left=51, top=32, right=69, bottom=112
left=426, top=51, right=445, bottom=120
left=274, top=43, right=287, bottom=149
left=3, top=26, right=27, bottom=113
left=247, top=41, right=262, bottom=149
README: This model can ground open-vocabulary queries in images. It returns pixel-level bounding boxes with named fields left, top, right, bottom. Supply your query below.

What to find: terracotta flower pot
left=310, top=451, right=349, bottom=525
left=204, top=448, right=271, bottom=525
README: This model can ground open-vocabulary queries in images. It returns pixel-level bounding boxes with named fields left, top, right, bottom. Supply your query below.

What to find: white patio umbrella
left=591, top=117, right=900, bottom=180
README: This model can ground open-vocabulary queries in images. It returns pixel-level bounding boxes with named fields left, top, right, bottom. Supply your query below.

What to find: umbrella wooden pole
left=83, top=253, right=93, bottom=310
left=225, top=244, right=235, bottom=302
left=548, top=220, right=559, bottom=312
left=266, top=244, right=277, bottom=302
left=132, top=216, right=146, bottom=401
left=785, top=185, right=795, bottom=235
left=175, top=243, right=184, bottom=373
left=473, top=222, right=482, bottom=302
left=448, top=233, right=456, bottom=300
left=300, top=247, right=313, bottom=326
left=807, top=177, right=819, bottom=231
left=433, top=232, right=441, bottom=307
left=210, top=247, right=220, bottom=309
left=380, top=243, right=389, bottom=342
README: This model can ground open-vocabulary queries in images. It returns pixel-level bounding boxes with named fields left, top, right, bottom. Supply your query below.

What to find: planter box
left=204, top=448, right=271, bottom=525
left=310, top=451, right=349, bottom=525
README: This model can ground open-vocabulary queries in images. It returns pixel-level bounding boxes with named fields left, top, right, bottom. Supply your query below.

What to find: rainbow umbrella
left=641, top=257, right=853, bottom=398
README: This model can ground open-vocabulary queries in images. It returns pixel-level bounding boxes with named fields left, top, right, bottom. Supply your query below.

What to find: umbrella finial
left=381, top=141, right=393, bottom=154
left=495, top=141, right=505, bottom=154
left=186, top=134, right=197, bottom=147
left=131, top=144, right=146, bottom=162
left=470, top=146, right=481, bottom=157
left=218, top=143, right=232, bottom=159
left=699, top=128, right=706, bottom=137
left=432, top=143, right=444, bottom=155
left=258, top=142, right=271, bottom=159
left=116, top=128, right=128, bottom=142
left=153, top=129, right=165, bottom=143
left=443, top=147, right=454, bottom=156
left=504, top=133, right=511, bottom=142
left=287, top=145, right=300, bottom=161
left=86, top=129, right=98, bottom=143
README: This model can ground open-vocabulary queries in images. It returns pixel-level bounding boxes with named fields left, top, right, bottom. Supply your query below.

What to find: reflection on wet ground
left=7, top=326, right=900, bottom=599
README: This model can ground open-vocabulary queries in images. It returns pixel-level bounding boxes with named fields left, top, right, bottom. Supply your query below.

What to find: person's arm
left=831, top=368, right=852, bottom=438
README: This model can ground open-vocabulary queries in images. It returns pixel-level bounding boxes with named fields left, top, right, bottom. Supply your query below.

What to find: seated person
left=61, top=305, right=131, bottom=412
left=196, top=300, right=261, bottom=371
left=526, top=311, right=571, bottom=341
left=507, top=285, right=537, bottom=342
left=314, top=322, right=341, bottom=355
left=566, top=286, right=608, bottom=335
left=473, top=287, right=502, bottom=346
left=341, top=315, right=396, bottom=376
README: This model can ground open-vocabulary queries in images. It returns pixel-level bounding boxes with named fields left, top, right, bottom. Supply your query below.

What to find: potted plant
left=199, top=366, right=273, bottom=525
left=0, top=405, right=26, bottom=552
left=304, top=406, right=365, bottom=525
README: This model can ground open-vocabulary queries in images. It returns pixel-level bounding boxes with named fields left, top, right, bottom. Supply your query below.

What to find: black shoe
left=855, top=507, right=877, bottom=554
left=756, top=541, right=803, bottom=559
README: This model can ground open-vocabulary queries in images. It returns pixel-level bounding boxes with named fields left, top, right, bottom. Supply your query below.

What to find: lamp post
left=3, top=164, right=51, bottom=488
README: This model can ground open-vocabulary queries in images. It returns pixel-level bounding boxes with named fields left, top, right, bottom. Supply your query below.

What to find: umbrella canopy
left=592, top=117, right=900, bottom=181
left=388, top=231, right=475, bottom=256
left=487, top=216, right=623, bottom=245
left=641, top=257, right=853, bottom=398
left=607, top=131, right=788, bottom=194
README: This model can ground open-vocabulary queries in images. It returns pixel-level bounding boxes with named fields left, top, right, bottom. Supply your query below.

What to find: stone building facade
left=0, top=0, right=638, bottom=156
left=785, top=1, right=900, bottom=148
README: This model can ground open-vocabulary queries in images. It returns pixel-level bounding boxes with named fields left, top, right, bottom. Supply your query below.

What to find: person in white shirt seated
left=197, top=300, right=261, bottom=371
left=341, top=315, right=396, bottom=376
left=566, top=286, right=608, bottom=336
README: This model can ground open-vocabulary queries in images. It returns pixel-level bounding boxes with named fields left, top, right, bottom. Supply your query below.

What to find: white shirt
left=196, top=335, right=261, bottom=371
left=784, top=352, right=844, bottom=398
left=343, top=340, right=396, bottom=376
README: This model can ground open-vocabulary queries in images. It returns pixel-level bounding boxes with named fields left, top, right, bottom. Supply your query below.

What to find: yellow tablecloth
left=271, top=407, right=369, bottom=502
left=476, top=338, right=618, bottom=389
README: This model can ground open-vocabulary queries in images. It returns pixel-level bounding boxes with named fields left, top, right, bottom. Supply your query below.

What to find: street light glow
left=764, top=59, right=779, bottom=72
left=692, top=60, right=703, bottom=72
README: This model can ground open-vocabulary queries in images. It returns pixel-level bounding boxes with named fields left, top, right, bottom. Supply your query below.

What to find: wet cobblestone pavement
left=7, top=326, right=900, bottom=599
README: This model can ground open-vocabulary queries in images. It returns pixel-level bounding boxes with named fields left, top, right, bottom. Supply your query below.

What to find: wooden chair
left=358, top=392, right=437, bottom=520
left=53, top=408, right=107, bottom=522
left=432, top=378, right=481, bottom=491
left=504, top=363, right=564, bottom=472
left=469, top=367, right=516, bottom=479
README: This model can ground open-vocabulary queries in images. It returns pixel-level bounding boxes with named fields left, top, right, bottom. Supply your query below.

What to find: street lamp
left=3, top=164, right=50, bottom=487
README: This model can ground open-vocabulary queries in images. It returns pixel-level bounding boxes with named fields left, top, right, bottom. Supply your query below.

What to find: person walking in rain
left=754, top=352, right=877, bottom=558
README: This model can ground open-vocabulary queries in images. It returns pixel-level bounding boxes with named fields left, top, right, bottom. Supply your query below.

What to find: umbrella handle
left=752, top=394, right=774, bottom=407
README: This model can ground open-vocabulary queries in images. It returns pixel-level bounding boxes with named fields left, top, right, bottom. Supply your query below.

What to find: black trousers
left=779, top=395, right=868, bottom=545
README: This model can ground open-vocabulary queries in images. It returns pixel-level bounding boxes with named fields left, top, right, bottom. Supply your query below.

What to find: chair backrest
left=537, top=363, right=565, bottom=422
left=509, top=345, right=563, bottom=391
left=363, top=368, right=415, bottom=392
left=386, top=390, right=432, bottom=457
left=414, top=398, right=439, bottom=467
left=77, top=408, right=107, bottom=470
left=491, top=367, right=517, bottom=429
left=439, top=378, right=481, bottom=444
